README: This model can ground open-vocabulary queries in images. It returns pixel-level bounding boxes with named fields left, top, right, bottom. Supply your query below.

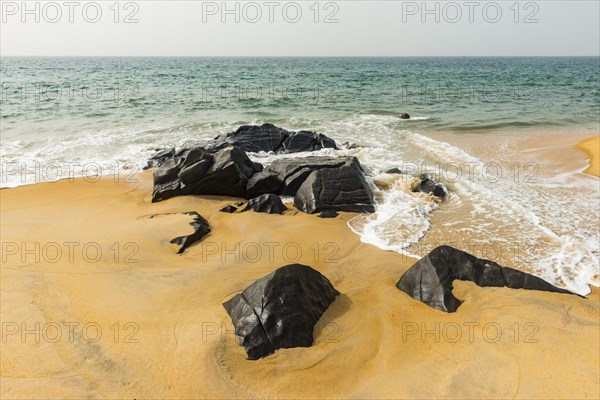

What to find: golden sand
left=1, top=172, right=599, bottom=399
left=577, top=136, right=600, bottom=177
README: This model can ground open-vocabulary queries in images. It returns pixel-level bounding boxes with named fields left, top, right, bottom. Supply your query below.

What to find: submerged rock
left=241, top=194, right=287, bottom=214
left=294, top=157, right=375, bottom=214
left=246, top=156, right=357, bottom=198
left=341, top=141, right=359, bottom=150
left=207, top=123, right=338, bottom=154
left=152, top=146, right=261, bottom=202
left=223, top=264, right=339, bottom=360
left=169, top=212, right=211, bottom=254
left=399, top=113, right=410, bottom=119
left=396, top=245, right=575, bottom=313
left=414, top=174, right=447, bottom=199
left=385, top=167, right=402, bottom=174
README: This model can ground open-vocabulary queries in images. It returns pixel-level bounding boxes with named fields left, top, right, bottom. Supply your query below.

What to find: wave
left=448, top=120, right=558, bottom=131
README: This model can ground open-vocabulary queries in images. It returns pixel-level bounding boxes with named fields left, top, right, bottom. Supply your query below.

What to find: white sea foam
left=312, top=114, right=598, bottom=295
left=1, top=114, right=598, bottom=295
left=406, top=116, right=432, bottom=121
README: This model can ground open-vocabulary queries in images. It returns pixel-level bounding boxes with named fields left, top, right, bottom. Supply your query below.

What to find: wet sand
left=1, top=163, right=599, bottom=398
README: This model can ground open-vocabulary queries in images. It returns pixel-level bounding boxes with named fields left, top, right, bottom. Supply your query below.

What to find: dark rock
left=223, top=264, right=339, bottom=360
left=242, top=194, right=287, bottom=214
left=252, top=162, right=264, bottom=173
left=294, top=157, right=375, bottom=214
left=169, top=212, right=211, bottom=254
left=318, top=211, right=339, bottom=218
left=152, top=157, right=186, bottom=201
left=385, top=167, right=402, bottom=174
left=184, top=146, right=257, bottom=197
left=245, top=170, right=284, bottom=198
left=144, top=148, right=182, bottom=169
left=207, top=124, right=338, bottom=154
left=399, top=113, right=410, bottom=119
left=396, top=245, right=575, bottom=313
left=246, top=156, right=354, bottom=198
left=219, top=205, right=238, bottom=213
left=152, top=146, right=261, bottom=202
left=414, top=174, right=447, bottom=199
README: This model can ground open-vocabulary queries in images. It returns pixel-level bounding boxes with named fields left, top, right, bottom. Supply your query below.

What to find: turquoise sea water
left=1, top=57, right=598, bottom=171
left=1, top=57, right=599, bottom=136
left=1, top=57, right=599, bottom=294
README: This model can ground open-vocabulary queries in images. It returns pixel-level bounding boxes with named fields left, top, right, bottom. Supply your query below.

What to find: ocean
left=1, top=56, right=599, bottom=294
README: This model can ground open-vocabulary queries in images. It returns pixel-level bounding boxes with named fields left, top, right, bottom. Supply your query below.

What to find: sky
left=1, top=1, right=599, bottom=56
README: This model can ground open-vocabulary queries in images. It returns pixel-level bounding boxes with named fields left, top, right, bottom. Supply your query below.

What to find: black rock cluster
left=150, top=124, right=375, bottom=214
left=206, top=123, right=338, bottom=153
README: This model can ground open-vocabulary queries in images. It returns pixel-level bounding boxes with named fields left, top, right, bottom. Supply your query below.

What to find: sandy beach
left=2, top=3, right=599, bottom=397
left=1, top=133, right=599, bottom=399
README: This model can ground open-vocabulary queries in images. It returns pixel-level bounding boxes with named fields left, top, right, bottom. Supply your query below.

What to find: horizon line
left=2, top=55, right=599, bottom=58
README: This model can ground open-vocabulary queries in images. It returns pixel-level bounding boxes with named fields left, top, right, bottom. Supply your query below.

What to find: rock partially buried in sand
left=207, top=123, right=338, bottom=154
left=399, top=113, right=410, bottom=119
left=169, top=212, right=211, bottom=254
left=396, top=245, right=575, bottom=313
left=223, top=264, right=340, bottom=360
left=294, top=157, right=375, bottom=214
left=219, top=205, right=238, bottom=213
left=152, top=146, right=261, bottom=202
left=241, top=194, right=287, bottom=214
left=414, top=174, right=447, bottom=199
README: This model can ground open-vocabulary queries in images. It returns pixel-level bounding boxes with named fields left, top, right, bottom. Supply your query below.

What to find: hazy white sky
left=1, top=1, right=599, bottom=56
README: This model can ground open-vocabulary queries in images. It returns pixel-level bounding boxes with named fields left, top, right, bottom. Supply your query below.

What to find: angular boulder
left=414, top=174, right=447, bottom=199
left=241, top=194, right=287, bottom=215
left=223, top=264, right=339, bottom=360
left=396, top=245, right=574, bottom=313
left=294, top=157, right=375, bottom=214
left=246, top=156, right=356, bottom=198
left=169, top=212, right=211, bottom=254
left=207, top=123, right=338, bottom=154
left=152, top=146, right=261, bottom=202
